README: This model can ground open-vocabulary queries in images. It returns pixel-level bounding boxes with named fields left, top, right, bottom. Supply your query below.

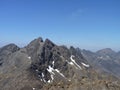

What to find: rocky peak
left=0, top=44, right=20, bottom=53
left=0, top=44, right=20, bottom=66
left=69, top=46, right=76, bottom=55
left=44, top=39, right=55, bottom=49
left=29, top=38, right=91, bottom=84
left=27, top=37, right=43, bottom=47
left=96, top=48, right=115, bottom=55
left=26, top=37, right=44, bottom=63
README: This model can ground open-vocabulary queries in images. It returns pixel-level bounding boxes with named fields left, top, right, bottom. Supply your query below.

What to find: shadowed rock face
left=29, top=38, right=93, bottom=84
left=0, top=37, right=120, bottom=90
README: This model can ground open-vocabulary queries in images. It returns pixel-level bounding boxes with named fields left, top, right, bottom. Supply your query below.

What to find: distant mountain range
left=81, top=48, right=120, bottom=78
left=0, top=37, right=120, bottom=90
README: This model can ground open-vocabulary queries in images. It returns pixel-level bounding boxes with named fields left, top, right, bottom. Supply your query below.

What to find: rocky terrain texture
left=0, top=37, right=120, bottom=90
left=81, top=48, right=120, bottom=78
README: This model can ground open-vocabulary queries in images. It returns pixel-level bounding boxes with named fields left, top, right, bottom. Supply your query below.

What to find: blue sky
left=0, top=0, right=120, bottom=51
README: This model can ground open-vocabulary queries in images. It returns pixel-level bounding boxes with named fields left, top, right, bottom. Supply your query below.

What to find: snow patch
left=47, top=66, right=55, bottom=83
left=51, top=74, right=54, bottom=81
left=38, top=73, right=47, bottom=83
left=52, top=61, right=55, bottom=67
left=70, top=55, right=82, bottom=70
left=35, top=69, right=39, bottom=72
left=52, top=61, right=55, bottom=65
left=55, top=69, right=65, bottom=78
left=97, top=56, right=103, bottom=59
left=47, top=74, right=54, bottom=83
left=81, top=62, right=90, bottom=67
left=60, top=56, right=64, bottom=58
left=68, top=62, right=74, bottom=65
left=42, top=73, right=44, bottom=78
left=40, top=79, right=43, bottom=81
left=33, top=88, right=35, bottom=90
left=66, top=60, right=74, bottom=65
left=47, top=65, right=66, bottom=83
left=47, top=80, right=51, bottom=83
left=47, top=66, right=55, bottom=75
left=28, top=56, right=31, bottom=59
left=43, top=78, right=46, bottom=83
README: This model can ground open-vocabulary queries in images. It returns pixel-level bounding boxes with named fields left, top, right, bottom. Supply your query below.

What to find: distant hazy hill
left=82, top=48, right=120, bottom=78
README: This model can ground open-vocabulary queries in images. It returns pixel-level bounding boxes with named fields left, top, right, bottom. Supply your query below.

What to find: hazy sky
left=0, top=0, right=120, bottom=51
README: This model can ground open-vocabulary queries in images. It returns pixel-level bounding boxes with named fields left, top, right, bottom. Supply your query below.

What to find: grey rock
left=0, top=37, right=120, bottom=90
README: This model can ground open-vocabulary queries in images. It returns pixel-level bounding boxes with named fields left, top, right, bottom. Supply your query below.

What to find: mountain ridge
left=0, top=37, right=120, bottom=90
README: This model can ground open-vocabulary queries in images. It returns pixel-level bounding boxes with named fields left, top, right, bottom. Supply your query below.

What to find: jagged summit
left=27, top=37, right=43, bottom=47
left=44, top=38, right=55, bottom=49
left=0, top=37, right=120, bottom=90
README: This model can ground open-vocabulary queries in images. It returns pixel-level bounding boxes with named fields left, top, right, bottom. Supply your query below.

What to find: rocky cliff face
left=0, top=37, right=120, bottom=90
left=27, top=38, right=91, bottom=84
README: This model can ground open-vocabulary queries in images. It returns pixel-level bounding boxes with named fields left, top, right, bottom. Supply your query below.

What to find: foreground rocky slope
left=0, top=37, right=120, bottom=90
